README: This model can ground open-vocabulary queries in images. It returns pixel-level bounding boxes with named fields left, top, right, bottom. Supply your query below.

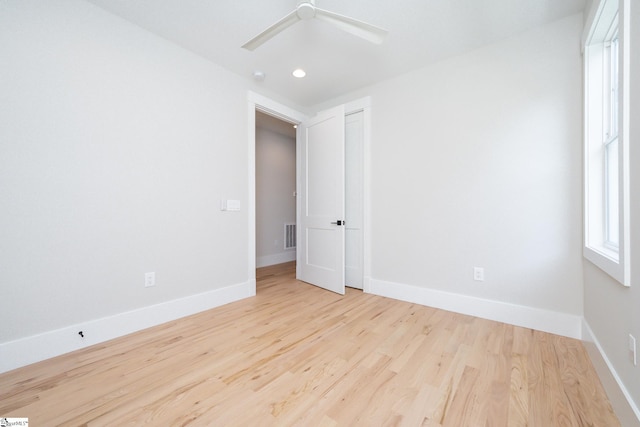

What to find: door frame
left=247, top=91, right=307, bottom=295
left=247, top=91, right=372, bottom=294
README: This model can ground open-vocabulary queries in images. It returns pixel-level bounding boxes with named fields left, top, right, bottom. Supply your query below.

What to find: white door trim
left=247, top=91, right=307, bottom=295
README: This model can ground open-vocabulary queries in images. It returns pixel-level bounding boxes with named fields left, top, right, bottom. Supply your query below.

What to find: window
left=604, top=29, right=619, bottom=250
left=583, top=0, right=629, bottom=286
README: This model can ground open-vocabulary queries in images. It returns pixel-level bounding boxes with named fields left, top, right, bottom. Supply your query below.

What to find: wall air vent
left=284, top=223, right=296, bottom=250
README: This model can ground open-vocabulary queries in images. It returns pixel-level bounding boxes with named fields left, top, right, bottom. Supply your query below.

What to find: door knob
left=331, top=220, right=345, bottom=226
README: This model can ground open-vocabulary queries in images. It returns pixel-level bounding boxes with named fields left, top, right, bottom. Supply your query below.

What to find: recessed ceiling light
left=252, top=70, right=265, bottom=81
left=292, top=68, right=306, bottom=78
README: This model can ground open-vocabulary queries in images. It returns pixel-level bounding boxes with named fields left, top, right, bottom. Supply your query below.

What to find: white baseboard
left=256, top=251, right=296, bottom=268
left=582, top=320, right=640, bottom=426
left=0, top=281, right=252, bottom=374
left=367, top=278, right=583, bottom=339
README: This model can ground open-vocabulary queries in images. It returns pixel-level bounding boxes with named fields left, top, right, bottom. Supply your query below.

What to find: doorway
left=247, top=92, right=370, bottom=295
left=255, top=111, right=297, bottom=269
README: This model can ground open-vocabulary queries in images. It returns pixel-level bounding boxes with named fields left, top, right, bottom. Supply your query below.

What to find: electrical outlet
left=630, top=334, right=637, bottom=366
left=473, top=267, right=485, bottom=282
left=145, top=272, right=155, bottom=287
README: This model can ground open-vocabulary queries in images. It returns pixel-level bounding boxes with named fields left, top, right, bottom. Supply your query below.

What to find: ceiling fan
left=241, top=0, right=388, bottom=51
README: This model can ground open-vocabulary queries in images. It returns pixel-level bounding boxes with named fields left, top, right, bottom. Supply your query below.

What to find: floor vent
left=284, top=223, right=296, bottom=250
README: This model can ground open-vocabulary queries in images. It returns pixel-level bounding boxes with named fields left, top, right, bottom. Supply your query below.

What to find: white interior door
left=297, top=105, right=346, bottom=294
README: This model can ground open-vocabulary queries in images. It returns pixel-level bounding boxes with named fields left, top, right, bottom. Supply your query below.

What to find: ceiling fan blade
left=242, top=10, right=300, bottom=51
left=314, top=8, right=388, bottom=44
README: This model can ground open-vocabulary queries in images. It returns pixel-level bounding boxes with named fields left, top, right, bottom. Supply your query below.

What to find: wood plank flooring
left=0, top=262, right=619, bottom=426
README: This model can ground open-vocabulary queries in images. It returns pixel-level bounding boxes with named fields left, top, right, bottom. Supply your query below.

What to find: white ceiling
left=85, top=0, right=586, bottom=107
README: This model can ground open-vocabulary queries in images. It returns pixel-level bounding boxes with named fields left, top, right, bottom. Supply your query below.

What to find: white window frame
left=583, top=0, right=630, bottom=286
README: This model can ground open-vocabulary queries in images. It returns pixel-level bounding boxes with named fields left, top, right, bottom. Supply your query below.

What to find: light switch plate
left=220, top=199, right=241, bottom=211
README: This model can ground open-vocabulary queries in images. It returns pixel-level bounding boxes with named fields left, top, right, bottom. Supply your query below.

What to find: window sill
left=584, top=245, right=629, bottom=287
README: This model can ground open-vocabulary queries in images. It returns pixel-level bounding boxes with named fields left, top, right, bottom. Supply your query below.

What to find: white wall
left=255, top=127, right=296, bottom=267
left=583, top=0, right=640, bottom=417
left=0, top=0, right=257, bottom=366
left=317, top=15, right=585, bottom=325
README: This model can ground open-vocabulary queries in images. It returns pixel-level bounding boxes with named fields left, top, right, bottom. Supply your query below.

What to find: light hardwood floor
left=0, top=262, right=619, bottom=426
